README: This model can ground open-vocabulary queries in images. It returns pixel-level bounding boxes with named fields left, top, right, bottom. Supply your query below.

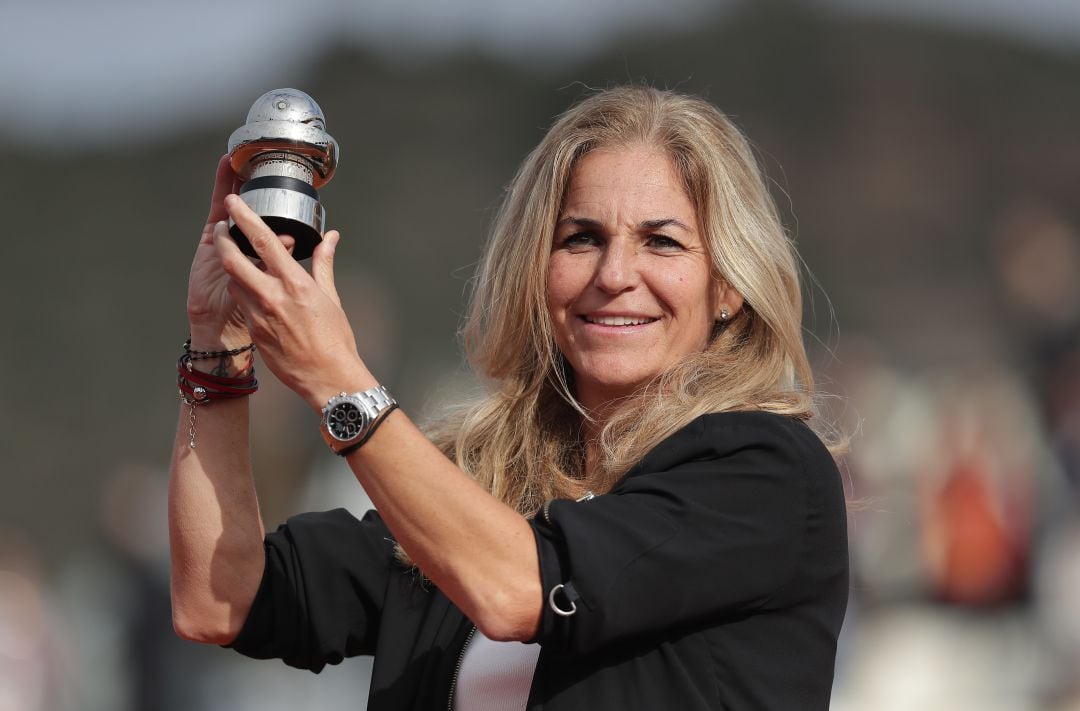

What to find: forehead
left=561, top=146, right=695, bottom=223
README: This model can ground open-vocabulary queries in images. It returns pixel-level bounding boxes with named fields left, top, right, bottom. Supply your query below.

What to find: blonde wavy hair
left=429, top=85, right=823, bottom=516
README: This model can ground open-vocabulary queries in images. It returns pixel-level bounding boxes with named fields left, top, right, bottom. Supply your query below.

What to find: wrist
left=187, top=352, right=255, bottom=377
left=183, top=337, right=256, bottom=377
left=305, top=365, right=379, bottom=415
left=188, top=323, right=251, bottom=352
left=176, top=350, right=258, bottom=449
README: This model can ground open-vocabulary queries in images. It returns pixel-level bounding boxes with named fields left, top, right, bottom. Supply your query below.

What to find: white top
left=453, top=629, right=542, bottom=711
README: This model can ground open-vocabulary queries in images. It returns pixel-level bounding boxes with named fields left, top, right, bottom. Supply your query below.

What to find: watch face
left=326, top=400, right=369, bottom=441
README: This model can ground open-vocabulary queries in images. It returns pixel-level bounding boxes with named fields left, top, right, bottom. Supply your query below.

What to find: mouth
left=580, top=314, right=659, bottom=326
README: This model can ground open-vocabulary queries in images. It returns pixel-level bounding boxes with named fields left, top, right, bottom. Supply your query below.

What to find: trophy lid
left=246, top=89, right=326, bottom=130
left=228, top=88, right=338, bottom=184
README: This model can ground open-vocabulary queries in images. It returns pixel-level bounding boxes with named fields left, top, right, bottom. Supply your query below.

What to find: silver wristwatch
left=320, top=386, right=397, bottom=455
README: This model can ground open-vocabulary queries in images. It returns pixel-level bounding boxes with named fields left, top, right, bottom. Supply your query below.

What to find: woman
left=169, top=86, right=848, bottom=710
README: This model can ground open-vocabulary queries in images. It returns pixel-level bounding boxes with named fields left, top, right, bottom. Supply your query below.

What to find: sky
left=3, top=0, right=1079, bottom=149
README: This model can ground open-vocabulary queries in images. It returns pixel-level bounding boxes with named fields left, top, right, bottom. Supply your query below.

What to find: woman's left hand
left=213, top=194, right=376, bottom=412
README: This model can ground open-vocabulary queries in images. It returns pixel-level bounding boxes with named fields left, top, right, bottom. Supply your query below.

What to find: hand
left=186, top=156, right=250, bottom=349
left=187, top=157, right=303, bottom=350
left=214, top=194, right=375, bottom=411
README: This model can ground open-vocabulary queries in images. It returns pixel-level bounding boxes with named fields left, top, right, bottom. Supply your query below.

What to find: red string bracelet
left=176, top=353, right=258, bottom=448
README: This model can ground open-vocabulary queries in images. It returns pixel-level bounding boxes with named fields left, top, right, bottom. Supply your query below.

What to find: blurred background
left=2, top=0, right=1079, bottom=708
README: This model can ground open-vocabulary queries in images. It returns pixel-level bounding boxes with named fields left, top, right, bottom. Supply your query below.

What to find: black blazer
left=229, top=411, right=849, bottom=709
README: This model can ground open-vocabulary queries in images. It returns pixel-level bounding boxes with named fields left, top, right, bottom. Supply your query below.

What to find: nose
left=593, top=239, right=637, bottom=294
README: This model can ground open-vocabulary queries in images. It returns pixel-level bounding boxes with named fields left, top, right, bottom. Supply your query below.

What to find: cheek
left=545, top=267, right=564, bottom=311
left=545, top=256, right=583, bottom=313
left=545, top=270, right=572, bottom=333
left=545, top=276, right=577, bottom=353
left=660, top=270, right=715, bottom=338
left=657, top=268, right=710, bottom=308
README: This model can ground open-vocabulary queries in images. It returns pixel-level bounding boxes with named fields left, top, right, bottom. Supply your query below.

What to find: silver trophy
left=227, top=88, right=338, bottom=260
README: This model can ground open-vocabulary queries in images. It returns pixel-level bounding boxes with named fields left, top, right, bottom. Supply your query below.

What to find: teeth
left=586, top=315, right=655, bottom=326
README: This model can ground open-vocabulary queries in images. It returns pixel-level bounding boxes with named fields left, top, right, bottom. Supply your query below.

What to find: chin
left=575, top=371, right=656, bottom=405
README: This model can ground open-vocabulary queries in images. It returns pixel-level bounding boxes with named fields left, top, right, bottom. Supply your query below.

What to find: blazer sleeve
left=530, top=412, right=841, bottom=656
left=226, top=508, right=397, bottom=672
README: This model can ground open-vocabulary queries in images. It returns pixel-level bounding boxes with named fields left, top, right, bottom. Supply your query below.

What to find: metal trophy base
left=229, top=176, right=325, bottom=261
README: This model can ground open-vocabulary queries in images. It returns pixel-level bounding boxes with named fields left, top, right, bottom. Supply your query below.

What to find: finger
left=311, top=230, right=341, bottom=307
left=279, top=234, right=297, bottom=257
left=226, top=278, right=261, bottom=324
left=207, top=155, right=238, bottom=225
left=212, top=220, right=274, bottom=292
left=224, top=194, right=302, bottom=278
left=225, top=280, right=271, bottom=350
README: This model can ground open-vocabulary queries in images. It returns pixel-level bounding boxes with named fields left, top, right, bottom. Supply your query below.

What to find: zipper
left=458, top=490, right=594, bottom=707
left=542, top=491, right=595, bottom=525
left=446, top=624, right=477, bottom=711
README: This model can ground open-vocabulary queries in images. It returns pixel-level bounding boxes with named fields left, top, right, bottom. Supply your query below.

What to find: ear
left=713, top=278, right=745, bottom=322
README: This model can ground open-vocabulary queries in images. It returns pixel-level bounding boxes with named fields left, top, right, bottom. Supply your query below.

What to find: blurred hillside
left=2, top=2, right=1078, bottom=569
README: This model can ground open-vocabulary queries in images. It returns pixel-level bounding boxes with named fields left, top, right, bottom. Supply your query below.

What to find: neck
left=569, top=380, right=636, bottom=483
left=579, top=397, right=621, bottom=482
left=577, top=383, right=630, bottom=431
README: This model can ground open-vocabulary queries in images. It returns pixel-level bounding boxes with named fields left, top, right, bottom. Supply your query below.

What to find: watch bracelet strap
left=336, top=403, right=399, bottom=457
left=357, top=384, right=395, bottom=415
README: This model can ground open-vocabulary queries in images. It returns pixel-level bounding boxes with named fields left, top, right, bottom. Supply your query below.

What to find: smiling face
left=546, top=145, right=741, bottom=412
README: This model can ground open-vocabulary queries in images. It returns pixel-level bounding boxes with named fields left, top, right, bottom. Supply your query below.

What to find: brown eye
left=563, top=232, right=600, bottom=247
left=647, top=234, right=682, bottom=250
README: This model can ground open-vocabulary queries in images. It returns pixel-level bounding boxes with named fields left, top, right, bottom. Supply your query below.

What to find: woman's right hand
left=187, top=156, right=250, bottom=350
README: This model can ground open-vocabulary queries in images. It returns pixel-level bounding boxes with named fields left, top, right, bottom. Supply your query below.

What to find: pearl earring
left=720, top=308, right=730, bottom=321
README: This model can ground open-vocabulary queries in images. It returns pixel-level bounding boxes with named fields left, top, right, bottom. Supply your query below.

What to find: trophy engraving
left=227, top=89, right=338, bottom=260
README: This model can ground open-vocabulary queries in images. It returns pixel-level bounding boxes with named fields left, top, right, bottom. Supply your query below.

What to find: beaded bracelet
left=183, top=338, right=256, bottom=361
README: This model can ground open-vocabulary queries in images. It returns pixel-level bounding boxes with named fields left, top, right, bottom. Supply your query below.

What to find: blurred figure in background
left=0, top=529, right=67, bottom=711
left=833, top=361, right=1070, bottom=709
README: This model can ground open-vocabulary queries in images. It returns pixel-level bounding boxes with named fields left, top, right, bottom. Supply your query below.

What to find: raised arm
left=168, top=157, right=267, bottom=644
left=213, top=196, right=544, bottom=642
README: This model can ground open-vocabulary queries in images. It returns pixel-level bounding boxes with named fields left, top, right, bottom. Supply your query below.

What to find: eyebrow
left=556, top=216, right=601, bottom=230
left=556, top=216, right=693, bottom=232
left=641, top=218, right=692, bottom=232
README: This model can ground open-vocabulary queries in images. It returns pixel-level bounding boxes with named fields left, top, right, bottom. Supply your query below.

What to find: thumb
left=312, top=230, right=342, bottom=307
